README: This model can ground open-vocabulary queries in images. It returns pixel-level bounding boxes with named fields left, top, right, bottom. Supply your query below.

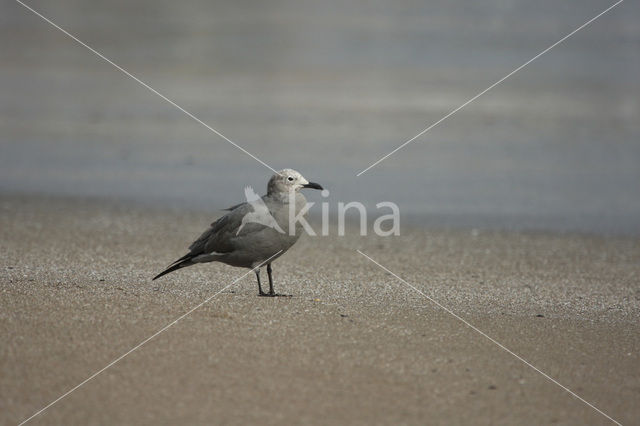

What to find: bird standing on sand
left=153, top=169, right=323, bottom=296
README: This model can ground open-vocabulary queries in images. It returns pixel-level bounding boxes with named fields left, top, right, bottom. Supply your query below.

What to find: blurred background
left=1, top=0, right=639, bottom=234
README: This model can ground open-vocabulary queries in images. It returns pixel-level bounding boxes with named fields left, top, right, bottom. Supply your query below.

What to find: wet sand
left=1, top=195, right=639, bottom=425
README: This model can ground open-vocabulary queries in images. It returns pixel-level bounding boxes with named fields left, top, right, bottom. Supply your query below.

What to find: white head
left=267, top=169, right=323, bottom=195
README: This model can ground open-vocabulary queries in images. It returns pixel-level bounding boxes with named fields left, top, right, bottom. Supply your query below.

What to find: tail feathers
left=152, top=254, right=194, bottom=280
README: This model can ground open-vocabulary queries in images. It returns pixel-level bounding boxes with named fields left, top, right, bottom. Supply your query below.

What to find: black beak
left=302, top=182, right=323, bottom=190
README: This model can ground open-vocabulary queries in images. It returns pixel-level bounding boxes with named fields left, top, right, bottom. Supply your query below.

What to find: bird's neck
left=269, top=191, right=302, bottom=204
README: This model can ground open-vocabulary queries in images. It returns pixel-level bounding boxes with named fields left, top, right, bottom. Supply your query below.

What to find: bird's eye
left=287, top=176, right=294, bottom=181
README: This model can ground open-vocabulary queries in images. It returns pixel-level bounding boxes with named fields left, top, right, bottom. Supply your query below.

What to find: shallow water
left=1, top=0, right=639, bottom=234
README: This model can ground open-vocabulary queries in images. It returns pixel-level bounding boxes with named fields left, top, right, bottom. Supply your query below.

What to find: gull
left=153, top=169, right=323, bottom=296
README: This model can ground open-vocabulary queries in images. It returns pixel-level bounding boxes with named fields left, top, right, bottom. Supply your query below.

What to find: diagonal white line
left=17, top=251, right=282, bottom=425
left=356, top=249, right=622, bottom=425
left=356, top=0, right=625, bottom=176
left=14, top=0, right=278, bottom=175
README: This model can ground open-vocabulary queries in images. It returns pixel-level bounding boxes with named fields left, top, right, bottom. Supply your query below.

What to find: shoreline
left=2, top=190, right=638, bottom=238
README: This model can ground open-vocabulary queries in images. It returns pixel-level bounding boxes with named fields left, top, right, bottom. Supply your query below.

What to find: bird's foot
left=258, top=292, right=292, bottom=298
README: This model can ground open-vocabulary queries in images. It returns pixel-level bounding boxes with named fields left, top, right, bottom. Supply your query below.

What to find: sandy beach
left=1, top=194, right=638, bottom=425
left=2, top=0, right=639, bottom=423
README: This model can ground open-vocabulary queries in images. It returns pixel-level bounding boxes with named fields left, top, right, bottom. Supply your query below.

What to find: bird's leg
left=256, top=269, right=267, bottom=296
left=267, top=263, right=275, bottom=296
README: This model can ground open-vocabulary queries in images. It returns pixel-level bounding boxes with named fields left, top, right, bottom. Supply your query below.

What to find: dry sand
left=1, top=195, right=639, bottom=425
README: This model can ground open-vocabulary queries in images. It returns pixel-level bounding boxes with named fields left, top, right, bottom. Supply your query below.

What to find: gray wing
left=187, top=202, right=273, bottom=256
left=222, top=201, right=247, bottom=211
